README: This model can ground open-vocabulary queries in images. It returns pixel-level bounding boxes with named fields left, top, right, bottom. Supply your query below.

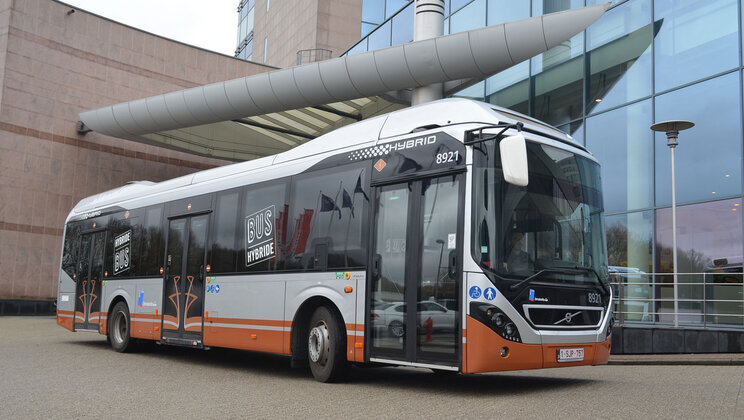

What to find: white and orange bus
left=56, top=98, right=612, bottom=382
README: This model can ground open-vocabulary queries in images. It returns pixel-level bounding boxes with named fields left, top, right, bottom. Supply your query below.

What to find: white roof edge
left=79, top=3, right=610, bottom=137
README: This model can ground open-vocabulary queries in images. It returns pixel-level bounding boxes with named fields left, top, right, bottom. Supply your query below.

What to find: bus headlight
left=471, top=303, right=521, bottom=343
left=491, top=313, right=505, bottom=327
left=504, top=323, right=516, bottom=336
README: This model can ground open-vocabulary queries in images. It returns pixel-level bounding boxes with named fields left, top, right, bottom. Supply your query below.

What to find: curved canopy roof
left=79, top=3, right=610, bottom=161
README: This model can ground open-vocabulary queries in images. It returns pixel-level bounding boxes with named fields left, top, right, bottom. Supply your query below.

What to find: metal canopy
left=130, top=97, right=405, bottom=161
left=78, top=3, right=610, bottom=162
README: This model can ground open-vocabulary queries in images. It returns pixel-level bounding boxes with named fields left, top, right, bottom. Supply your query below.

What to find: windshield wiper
left=508, top=266, right=609, bottom=294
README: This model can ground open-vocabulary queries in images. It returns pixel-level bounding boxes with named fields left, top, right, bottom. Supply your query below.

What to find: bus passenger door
left=161, top=214, right=209, bottom=346
left=74, top=230, right=105, bottom=331
left=368, top=174, right=462, bottom=368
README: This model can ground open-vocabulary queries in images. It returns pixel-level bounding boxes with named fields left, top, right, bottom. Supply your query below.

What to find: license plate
left=557, top=348, right=584, bottom=362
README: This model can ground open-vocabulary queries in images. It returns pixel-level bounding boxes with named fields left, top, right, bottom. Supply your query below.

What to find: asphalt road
left=1, top=316, right=743, bottom=419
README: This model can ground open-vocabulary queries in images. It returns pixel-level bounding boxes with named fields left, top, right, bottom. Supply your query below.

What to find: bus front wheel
left=108, top=301, right=135, bottom=353
left=307, top=306, right=347, bottom=382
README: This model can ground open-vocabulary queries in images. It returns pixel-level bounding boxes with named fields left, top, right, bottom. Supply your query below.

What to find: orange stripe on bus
left=185, top=316, right=203, bottom=332
left=345, top=323, right=364, bottom=331
left=131, top=313, right=160, bottom=320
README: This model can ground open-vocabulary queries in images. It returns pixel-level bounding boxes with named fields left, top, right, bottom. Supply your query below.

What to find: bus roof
left=70, top=98, right=578, bottom=218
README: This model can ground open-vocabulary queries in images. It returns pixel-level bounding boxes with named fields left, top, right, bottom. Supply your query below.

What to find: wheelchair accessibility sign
left=469, top=286, right=482, bottom=299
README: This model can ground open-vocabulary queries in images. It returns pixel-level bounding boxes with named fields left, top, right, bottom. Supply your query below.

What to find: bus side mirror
left=500, top=134, right=528, bottom=187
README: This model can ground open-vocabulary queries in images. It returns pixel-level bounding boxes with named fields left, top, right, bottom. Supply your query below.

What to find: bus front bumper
left=463, top=315, right=611, bottom=374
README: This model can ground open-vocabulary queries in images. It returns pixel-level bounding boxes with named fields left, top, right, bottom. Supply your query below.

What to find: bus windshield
left=472, top=139, right=609, bottom=291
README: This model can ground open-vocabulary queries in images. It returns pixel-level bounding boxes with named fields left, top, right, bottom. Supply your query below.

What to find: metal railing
left=296, top=48, right=332, bottom=65
left=610, top=271, right=744, bottom=329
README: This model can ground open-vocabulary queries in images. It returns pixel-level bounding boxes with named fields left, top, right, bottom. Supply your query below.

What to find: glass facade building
left=350, top=0, right=744, bottom=328
left=235, top=0, right=256, bottom=60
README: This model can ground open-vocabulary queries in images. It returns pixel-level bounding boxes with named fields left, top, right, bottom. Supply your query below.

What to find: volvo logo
left=554, top=311, right=582, bottom=325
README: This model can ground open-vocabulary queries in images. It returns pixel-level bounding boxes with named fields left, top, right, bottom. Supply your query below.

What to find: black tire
left=307, top=306, right=347, bottom=383
left=388, top=320, right=405, bottom=337
left=108, top=301, right=136, bottom=353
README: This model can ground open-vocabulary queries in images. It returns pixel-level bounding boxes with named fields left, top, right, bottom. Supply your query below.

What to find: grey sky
left=63, top=0, right=238, bottom=56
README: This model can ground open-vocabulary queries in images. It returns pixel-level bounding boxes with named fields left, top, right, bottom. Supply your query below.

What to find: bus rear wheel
left=108, top=301, right=135, bottom=353
left=307, top=306, right=347, bottom=382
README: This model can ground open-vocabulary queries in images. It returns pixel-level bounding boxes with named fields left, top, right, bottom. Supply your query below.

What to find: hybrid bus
left=56, top=98, right=613, bottom=382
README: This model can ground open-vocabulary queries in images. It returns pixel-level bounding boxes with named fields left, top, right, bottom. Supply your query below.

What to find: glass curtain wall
left=361, top=0, right=414, bottom=39
left=350, top=0, right=744, bottom=328
left=235, top=0, right=256, bottom=60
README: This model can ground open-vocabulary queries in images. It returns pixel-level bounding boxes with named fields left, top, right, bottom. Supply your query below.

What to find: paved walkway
left=610, top=353, right=744, bottom=365
left=4, top=316, right=744, bottom=418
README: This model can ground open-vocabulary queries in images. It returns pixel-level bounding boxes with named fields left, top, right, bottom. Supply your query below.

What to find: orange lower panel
left=283, top=327, right=291, bottom=354
left=465, top=316, right=543, bottom=373
left=593, top=336, right=612, bottom=365
left=541, top=335, right=612, bottom=368
left=131, top=321, right=155, bottom=340
left=184, top=316, right=202, bottom=332
left=163, top=315, right=179, bottom=330
left=464, top=316, right=612, bottom=374
left=131, top=313, right=160, bottom=340
left=203, top=325, right=289, bottom=354
left=345, top=334, right=365, bottom=363
left=99, top=313, right=107, bottom=335
left=57, top=310, right=74, bottom=331
left=354, top=336, right=364, bottom=363
left=345, top=323, right=365, bottom=363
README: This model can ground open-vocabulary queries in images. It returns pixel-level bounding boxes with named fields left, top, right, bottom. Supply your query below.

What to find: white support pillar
left=411, top=0, right=445, bottom=106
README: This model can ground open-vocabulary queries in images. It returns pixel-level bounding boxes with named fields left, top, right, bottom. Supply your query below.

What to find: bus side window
left=286, top=165, right=367, bottom=271
left=61, top=222, right=82, bottom=279
left=106, top=210, right=142, bottom=278
left=239, top=181, right=288, bottom=273
left=211, top=190, right=240, bottom=273
left=140, top=205, right=164, bottom=276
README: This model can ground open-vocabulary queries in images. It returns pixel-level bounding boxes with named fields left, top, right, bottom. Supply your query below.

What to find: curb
left=608, top=355, right=744, bottom=366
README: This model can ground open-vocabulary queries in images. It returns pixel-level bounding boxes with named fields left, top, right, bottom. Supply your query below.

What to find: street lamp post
left=650, top=120, right=695, bottom=328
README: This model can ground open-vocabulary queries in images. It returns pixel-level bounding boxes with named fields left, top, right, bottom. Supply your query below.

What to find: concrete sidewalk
left=609, top=353, right=744, bottom=365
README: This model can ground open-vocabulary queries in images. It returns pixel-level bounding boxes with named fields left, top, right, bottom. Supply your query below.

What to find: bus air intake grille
left=523, top=305, right=603, bottom=330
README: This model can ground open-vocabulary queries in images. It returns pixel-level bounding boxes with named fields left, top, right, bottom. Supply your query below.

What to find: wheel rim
left=111, top=310, right=127, bottom=345
left=308, top=321, right=330, bottom=366
left=390, top=322, right=404, bottom=337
